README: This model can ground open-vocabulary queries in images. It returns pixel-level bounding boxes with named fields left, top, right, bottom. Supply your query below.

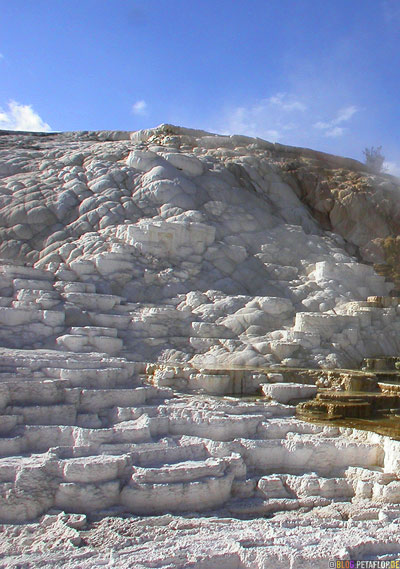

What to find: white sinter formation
left=1, top=125, right=400, bottom=567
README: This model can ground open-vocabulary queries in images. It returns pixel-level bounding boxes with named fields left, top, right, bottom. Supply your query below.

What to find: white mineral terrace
left=3, top=350, right=400, bottom=567
left=1, top=125, right=400, bottom=566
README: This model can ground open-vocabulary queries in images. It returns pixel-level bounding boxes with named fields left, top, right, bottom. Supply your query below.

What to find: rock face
left=3, top=353, right=400, bottom=567
left=2, top=125, right=400, bottom=566
left=0, top=124, right=400, bottom=368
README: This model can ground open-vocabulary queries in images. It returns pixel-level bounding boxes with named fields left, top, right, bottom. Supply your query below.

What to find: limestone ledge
left=0, top=125, right=399, bottom=367
left=1, top=125, right=400, bottom=565
left=1, top=347, right=400, bottom=529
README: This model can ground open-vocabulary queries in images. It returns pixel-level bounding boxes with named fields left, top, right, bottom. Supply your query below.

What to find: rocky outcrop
left=0, top=125, right=400, bottom=368
left=1, top=349, right=399, bottom=524
left=3, top=125, right=400, bottom=566
left=3, top=355, right=400, bottom=567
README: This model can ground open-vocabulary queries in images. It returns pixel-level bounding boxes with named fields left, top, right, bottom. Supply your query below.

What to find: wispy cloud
left=313, top=105, right=359, bottom=137
left=215, top=93, right=307, bottom=142
left=132, top=100, right=148, bottom=116
left=0, top=100, right=51, bottom=131
left=268, top=92, right=307, bottom=112
left=336, top=106, right=359, bottom=122
left=214, top=93, right=360, bottom=147
left=0, top=53, right=4, bottom=60
left=324, top=126, right=345, bottom=138
left=219, top=104, right=283, bottom=141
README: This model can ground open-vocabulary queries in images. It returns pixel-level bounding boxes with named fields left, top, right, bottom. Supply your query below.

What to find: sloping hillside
left=3, top=125, right=400, bottom=567
left=0, top=124, right=399, bottom=368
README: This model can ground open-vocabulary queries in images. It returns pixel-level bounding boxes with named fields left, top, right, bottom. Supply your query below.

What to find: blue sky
left=1, top=0, right=399, bottom=173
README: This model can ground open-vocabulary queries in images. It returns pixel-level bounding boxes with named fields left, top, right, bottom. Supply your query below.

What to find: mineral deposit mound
left=2, top=124, right=400, bottom=567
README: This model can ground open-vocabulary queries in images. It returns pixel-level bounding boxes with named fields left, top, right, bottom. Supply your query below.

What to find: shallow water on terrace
left=302, top=414, right=400, bottom=440
left=299, top=384, right=400, bottom=439
left=223, top=390, right=400, bottom=439
left=224, top=394, right=265, bottom=402
left=179, top=363, right=400, bottom=438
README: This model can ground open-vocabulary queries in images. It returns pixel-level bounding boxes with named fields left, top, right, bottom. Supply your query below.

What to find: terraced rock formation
left=1, top=125, right=400, bottom=567
left=1, top=125, right=400, bottom=368
left=3, top=357, right=400, bottom=567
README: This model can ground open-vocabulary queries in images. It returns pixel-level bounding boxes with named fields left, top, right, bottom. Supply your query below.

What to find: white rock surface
left=1, top=125, right=400, bottom=566
left=261, top=382, right=318, bottom=404
left=1, top=365, right=400, bottom=568
left=0, top=125, right=398, bottom=367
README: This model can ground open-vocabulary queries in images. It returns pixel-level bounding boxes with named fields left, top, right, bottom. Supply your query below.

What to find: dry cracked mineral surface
left=1, top=124, right=400, bottom=567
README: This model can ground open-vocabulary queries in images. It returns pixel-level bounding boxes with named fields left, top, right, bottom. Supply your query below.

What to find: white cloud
left=214, top=93, right=307, bottom=142
left=0, top=100, right=51, bottom=131
left=313, top=105, right=359, bottom=137
left=132, top=100, right=148, bottom=115
left=325, top=126, right=345, bottom=138
left=213, top=90, right=362, bottom=152
left=314, top=120, right=328, bottom=129
left=268, top=93, right=307, bottom=112
left=336, top=106, right=358, bottom=123
left=0, top=53, right=4, bottom=60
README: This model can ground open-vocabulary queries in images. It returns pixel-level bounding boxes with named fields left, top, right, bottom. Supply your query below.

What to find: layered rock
left=1, top=351, right=400, bottom=524
left=2, top=357, right=400, bottom=567
left=2, top=126, right=400, bottom=566
left=0, top=125, right=400, bottom=368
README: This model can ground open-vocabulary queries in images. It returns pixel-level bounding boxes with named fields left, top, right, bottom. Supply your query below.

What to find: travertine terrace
left=1, top=124, right=400, bottom=567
